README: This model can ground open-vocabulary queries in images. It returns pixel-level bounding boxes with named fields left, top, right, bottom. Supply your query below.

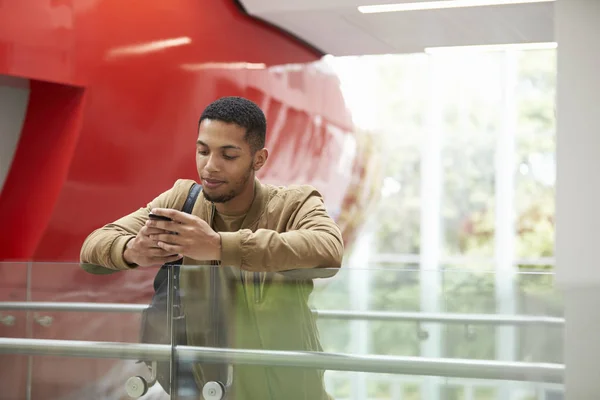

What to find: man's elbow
left=326, top=234, right=344, bottom=269
left=311, top=236, right=342, bottom=279
left=79, top=228, right=104, bottom=266
left=79, top=235, right=91, bottom=264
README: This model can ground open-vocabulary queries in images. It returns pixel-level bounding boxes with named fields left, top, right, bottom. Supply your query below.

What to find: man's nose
left=204, top=154, right=220, bottom=172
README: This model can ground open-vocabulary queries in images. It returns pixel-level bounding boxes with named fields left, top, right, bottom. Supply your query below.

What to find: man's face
left=196, top=119, right=257, bottom=204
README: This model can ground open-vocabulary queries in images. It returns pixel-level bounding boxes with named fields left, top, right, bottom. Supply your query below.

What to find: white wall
left=555, top=1, right=600, bottom=399
left=555, top=0, right=600, bottom=288
left=0, top=75, right=29, bottom=194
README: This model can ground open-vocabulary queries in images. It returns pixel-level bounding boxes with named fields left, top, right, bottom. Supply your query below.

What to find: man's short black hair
left=199, top=96, right=266, bottom=153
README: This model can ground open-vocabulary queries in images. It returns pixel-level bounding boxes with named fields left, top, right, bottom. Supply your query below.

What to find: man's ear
left=253, top=148, right=269, bottom=171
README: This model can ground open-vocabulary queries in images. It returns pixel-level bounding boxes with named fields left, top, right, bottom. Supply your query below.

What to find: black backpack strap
left=153, top=182, right=202, bottom=290
left=182, top=182, right=202, bottom=214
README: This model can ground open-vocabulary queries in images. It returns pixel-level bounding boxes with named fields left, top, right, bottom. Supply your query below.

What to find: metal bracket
left=126, top=361, right=157, bottom=398
left=33, top=314, right=53, bottom=327
left=416, top=323, right=429, bottom=341
left=202, top=381, right=225, bottom=400
left=0, top=313, right=15, bottom=326
left=464, top=324, right=477, bottom=341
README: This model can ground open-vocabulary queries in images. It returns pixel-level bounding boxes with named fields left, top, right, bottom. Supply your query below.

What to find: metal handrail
left=0, top=338, right=564, bottom=383
left=0, top=302, right=147, bottom=313
left=0, top=301, right=565, bottom=326
left=314, top=310, right=564, bottom=326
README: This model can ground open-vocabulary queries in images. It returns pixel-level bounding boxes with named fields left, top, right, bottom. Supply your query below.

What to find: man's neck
left=214, top=179, right=256, bottom=216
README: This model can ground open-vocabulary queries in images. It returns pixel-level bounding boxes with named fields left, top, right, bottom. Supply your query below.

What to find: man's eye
left=223, top=155, right=238, bottom=160
left=198, top=150, right=208, bottom=156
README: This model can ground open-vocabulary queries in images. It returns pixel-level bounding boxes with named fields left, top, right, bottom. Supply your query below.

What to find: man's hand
left=145, top=208, right=222, bottom=261
left=123, top=225, right=182, bottom=267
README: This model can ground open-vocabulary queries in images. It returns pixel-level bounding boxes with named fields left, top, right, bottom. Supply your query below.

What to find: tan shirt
left=79, top=178, right=344, bottom=273
left=214, top=212, right=245, bottom=235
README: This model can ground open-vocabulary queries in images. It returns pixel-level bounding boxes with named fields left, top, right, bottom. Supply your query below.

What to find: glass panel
left=442, top=268, right=496, bottom=360
left=516, top=272, right=563, bottom=365
left=514, top=48, right=556, bottom=271
left=0, top=263, right=564, bottom=399
left=368, top=267, right=421, bottom=358
left=8, top=262, right=168, bottom=399
left=172, top=265, right=563, bottom=399
left=338, top=55, right=428, bottom=257
left=437, top=52, right=504, bottom=259
left=474, top=386, right=497, bottom=400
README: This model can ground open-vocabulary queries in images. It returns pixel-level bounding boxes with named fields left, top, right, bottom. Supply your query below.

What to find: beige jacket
left=80, top=178, right=344, bottom=399
left=80, top=178, right=343, bottom=273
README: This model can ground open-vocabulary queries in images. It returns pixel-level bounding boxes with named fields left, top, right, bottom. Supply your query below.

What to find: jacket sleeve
left=219, top=189, right=344, bottom=273
left=79, top=179, right=192, bottom=271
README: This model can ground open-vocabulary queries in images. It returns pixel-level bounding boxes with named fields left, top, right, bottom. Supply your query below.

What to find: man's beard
left=203, top=165, right=253, bottom=204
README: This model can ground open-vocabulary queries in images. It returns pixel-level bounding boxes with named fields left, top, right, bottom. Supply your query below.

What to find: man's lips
left=202, top=178, right=225, bottom=188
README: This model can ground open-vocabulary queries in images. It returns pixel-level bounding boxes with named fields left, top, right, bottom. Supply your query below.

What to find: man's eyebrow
left=196, top=140, right=242, bottom=150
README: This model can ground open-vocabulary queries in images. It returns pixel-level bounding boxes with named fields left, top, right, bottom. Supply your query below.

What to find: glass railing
left=0, top=262, right=564, bottom=400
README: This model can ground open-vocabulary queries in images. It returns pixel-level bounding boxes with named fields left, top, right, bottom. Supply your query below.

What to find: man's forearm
left=122, top=237, right=137, bottom=266
left=80, top=227, right=136, bottom=270
left=219, top=228, right=343, bottom=272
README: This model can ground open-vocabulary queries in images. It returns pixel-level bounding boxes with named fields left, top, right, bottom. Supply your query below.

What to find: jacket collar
left=244, top=177, right=268, bottom=228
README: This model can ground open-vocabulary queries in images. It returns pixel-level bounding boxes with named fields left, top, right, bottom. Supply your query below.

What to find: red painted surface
left=0, top=81, right=85, bottom=259
left=0, top=0, right=380, bottom=398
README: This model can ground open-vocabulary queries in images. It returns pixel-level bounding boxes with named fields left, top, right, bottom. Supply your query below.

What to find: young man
left=80, top=96, right=343, bottom=399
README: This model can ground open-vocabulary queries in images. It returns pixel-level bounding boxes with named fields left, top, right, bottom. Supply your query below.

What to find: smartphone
left=148, top=213, right=172, bottom=222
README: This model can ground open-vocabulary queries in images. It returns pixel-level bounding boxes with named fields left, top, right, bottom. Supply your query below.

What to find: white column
left=348, top=228, right=372, bottom=400
left=555, top=1, right=600, bottom=399
left=419, top=54, right=443, bottom=400
left=494, top=49, right=518, bottom=399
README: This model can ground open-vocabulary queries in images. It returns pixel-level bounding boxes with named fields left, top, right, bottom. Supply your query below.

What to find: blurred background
left=1, top=1, right=597, bottom=399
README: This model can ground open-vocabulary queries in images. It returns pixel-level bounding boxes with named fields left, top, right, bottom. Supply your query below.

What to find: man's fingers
left=150, top=233, right=183, bottom=245
left=134, top=238, right=179, bottom=257
left=146, top=247, right=179, bottom=257
left=137, top=232, right=176, bottom=248
left=140, top=226, right=170, bottom=236
left=151, top=208, right=195, bottom=224
left=145, top=219, right=183, bottom=234
left=156, top=241, right=183, bottom=254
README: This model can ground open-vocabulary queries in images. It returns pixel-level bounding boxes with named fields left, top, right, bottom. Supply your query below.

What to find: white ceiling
left=237, top=0, right=554, bottom=56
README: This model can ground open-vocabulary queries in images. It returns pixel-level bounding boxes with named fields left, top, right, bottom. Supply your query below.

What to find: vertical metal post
left=167, top=266, right=178, bottom=399
left=495, top=49, right=518, bottom=400
left=391, top=378, right=403, bottom=400
left=348, top=228, right=373, bottom=400
left=465, top=383, right=475, bottom=400
left=26, top=261, right=33, bottom=400
left=420, top=52, right=443, bottom=400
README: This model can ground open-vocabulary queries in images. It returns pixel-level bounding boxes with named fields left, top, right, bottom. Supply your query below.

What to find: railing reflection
left=0, top=262, right=564, bottom=400
left=0, top=301, right=565, bottom=326
left=0, top=338, right=564, bottom=383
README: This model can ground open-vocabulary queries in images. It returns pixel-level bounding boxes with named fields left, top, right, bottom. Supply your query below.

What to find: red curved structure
left=0, top=1, right=380, bottom=398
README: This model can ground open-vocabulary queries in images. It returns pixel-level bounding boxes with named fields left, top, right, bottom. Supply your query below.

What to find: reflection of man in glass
left=80, top=96, right=344, bottom=399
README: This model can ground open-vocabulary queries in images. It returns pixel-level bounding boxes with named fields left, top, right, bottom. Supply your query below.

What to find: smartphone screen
left=148, top=213, right=172, bottom=222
